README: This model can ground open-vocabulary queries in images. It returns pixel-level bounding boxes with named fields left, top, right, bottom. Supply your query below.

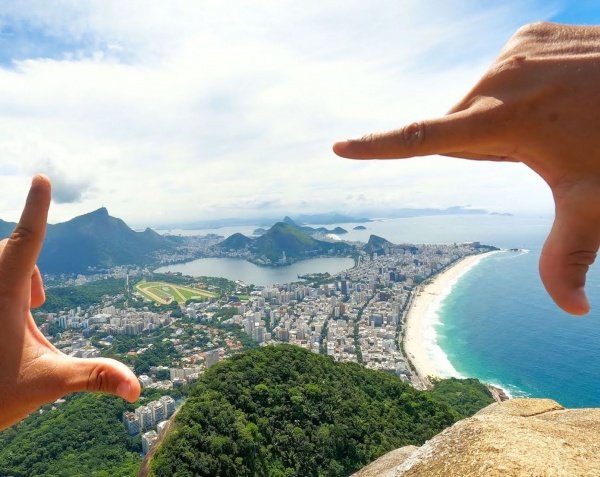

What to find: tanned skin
left=335, top=23, right=600, bottom=316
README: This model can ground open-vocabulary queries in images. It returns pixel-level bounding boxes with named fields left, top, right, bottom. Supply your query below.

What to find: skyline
left=0, top=1, right=596, bottom=228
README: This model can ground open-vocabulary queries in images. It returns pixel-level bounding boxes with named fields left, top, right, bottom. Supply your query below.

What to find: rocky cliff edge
left=353, top=398, right=600, bottom=477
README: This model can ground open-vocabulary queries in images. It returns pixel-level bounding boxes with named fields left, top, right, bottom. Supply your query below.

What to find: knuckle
left=358, top=133, right=376, bottom=144
left=9, top=225, right=36, bottom=245
left=515, top=21, right=552, bottom=37
left=567, top=250, right=597, bottom=267
left=495, top=55, right=527, bottom=74
left=87, top=364, right=110, bottom=393
left=400, top=122, right=426, bottom=149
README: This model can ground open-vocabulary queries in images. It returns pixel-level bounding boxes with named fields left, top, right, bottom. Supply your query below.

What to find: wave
left=426, top=252, right=528, bottom=398
left=421, top=253, right=495, bottom=379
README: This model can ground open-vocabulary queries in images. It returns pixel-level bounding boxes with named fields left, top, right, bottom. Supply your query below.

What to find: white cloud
left=0, top=0, right=558, bottom=227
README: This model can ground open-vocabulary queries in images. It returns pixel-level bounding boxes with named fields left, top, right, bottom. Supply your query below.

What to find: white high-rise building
left=122, top=412, right=140, bottom=435
left=135, top=405, right=154, bottom=431
left=142, top=430, right=159, bottom=455
left=149, top=401, right=165, bottom=423
left=160, top=396, right=176, bottom=418
left=205, top=349, right=219, bottom=368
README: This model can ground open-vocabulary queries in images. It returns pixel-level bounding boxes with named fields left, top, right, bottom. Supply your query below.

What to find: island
left=354, top=225, right=367, bottom=230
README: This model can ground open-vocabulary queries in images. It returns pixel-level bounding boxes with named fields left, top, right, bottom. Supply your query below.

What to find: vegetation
left=216, top=222, right=354, bottom=263
left=429, top=377, right=495, bottom=418
left=149, top=345, right=494, bottom=477
left=0, top=394, right=141, bottom=477
left=218, top=233, right=253, bottom=250
left=251, top=223, right=353, bottom=262
left=39, top=278, right=127, bottom=313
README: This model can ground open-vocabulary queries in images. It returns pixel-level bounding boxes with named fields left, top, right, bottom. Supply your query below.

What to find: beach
left=403, top=252, right=496, bottom=384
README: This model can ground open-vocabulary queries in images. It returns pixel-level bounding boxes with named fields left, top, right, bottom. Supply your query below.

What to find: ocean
left=163, top=213, right=600, bottom=408
left=356, top=214, right=600, bottom=408
left=436, top=248, right=600, bottom=408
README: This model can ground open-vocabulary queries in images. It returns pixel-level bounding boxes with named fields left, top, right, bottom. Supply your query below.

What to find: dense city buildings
left=38, top=240, right=490, bottom=454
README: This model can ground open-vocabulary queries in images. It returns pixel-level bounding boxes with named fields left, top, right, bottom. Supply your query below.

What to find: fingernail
left=116, top=381, right=131, bottom=400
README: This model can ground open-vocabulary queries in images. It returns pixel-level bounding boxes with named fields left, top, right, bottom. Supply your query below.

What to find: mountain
left=167, top=213, right=372, bottom=229
left=41, top=208, right=182, bottom=273
left=0, top=219, right=15, bottom=239
left=282, top=216, right=297, bottom=226
left=215, top=221, right=354, bottom=264
left=293, top=212, right=371, bottom=224
left=216, top=233, right=252, bottom=250
left=0, top=208, right=182, bottom=274
left=252, top=227, right=268, bottom=236
left=144, top=345, right=494, bottom=477
left=363, top=234, right=395, bottom=254
left=251, top=222, right=326, bottom=261
left=281, top=217, right=348, bottom=235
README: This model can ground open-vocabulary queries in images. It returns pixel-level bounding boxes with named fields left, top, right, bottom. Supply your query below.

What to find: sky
left=0, top=0, right=597, bottom=227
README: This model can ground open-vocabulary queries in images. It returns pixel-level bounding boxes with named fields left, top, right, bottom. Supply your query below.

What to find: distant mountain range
left=172, top=212, right=371, bottom=230
left=156, top=206, right=511, bottom=230
left=281, top=216, right=348, bottom=235
left=0, top=208, right=181, bottom=274
left=0, top=207, right=501, bottom=274
left=215, top=219, right=354, bottom=264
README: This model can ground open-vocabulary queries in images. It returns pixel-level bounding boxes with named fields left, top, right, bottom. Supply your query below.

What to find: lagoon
left=154, top=257, right=355, bottom=287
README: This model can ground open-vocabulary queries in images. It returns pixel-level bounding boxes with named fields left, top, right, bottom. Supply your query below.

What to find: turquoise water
left=437, top=250, right=600, bottom=408
left=160, top=214, right=600, bottom=407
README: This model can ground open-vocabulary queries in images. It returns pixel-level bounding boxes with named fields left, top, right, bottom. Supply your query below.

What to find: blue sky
left=0, top=1, right=597, bottom=226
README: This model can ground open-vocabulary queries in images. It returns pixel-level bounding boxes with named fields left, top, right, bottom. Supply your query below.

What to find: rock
left=354, top=398, right=600, bottom=477
left=352, top=446, right=418, bottom=477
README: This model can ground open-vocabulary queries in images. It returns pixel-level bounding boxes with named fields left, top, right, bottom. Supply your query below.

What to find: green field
left=135, top=281, right=217, bottom=304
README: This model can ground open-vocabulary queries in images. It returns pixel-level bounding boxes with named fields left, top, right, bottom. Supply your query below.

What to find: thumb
left=332, top=110, right=491, bottom=160
left=540, top=191, right=600, bottom=315
left=56, top=356, right=141, bottom=402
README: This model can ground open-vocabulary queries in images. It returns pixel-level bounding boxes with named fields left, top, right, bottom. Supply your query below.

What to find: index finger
left=332, top=110, right=494, bottom=160
left=0, top=175, right=51, bottom=288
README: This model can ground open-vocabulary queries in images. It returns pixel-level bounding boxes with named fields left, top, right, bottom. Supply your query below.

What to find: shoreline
left=403, top=252, right=498, bottom=386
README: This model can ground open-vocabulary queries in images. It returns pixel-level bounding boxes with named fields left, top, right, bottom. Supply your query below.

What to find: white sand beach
left=404, top=252, right=496, bottom=383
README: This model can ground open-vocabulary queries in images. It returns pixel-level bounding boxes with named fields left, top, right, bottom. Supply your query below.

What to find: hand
left=0, top=176, right=140, bottom=431
left=333, top=22, right=600, bottom=316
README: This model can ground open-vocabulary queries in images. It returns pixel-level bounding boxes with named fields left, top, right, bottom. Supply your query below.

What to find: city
left=35, top=241, right=489, bottom=455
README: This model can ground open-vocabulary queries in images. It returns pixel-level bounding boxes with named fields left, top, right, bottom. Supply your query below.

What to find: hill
left=250, top=222, right=353, bottom=262
left=363, top=234, right=395, bottom=255
left=0, top=394, right=140, bottom=477
left=283, top=216, right=348, bottom=235
left=147, top=345, right=494, bottom=477
left=0, top=208, right=182, bottom=274
left=217, top=232, right=253, bottom=251
left=251, top=222, right=324, bottom=261
left=215, top=221, right=355, bottom=264
left=0, top=218, right=14, bottom=238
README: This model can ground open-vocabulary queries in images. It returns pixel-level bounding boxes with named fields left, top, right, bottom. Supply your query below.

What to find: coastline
left=403, top=252, right=498, bottom=386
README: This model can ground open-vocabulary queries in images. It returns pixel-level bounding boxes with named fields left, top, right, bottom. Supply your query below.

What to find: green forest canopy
left=150, top=345, right=494, bottom=477
left=0, top=347, right=494, bottom=477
